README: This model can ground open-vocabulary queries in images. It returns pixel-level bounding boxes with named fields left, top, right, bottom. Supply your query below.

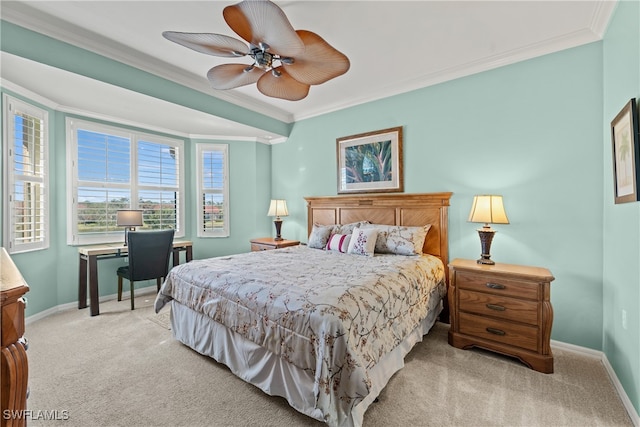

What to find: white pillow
left=347, top=227, right=378, bottom=257
left=308, top=223, right=335, bottom=249
left=363, top=224, right=431, bottom=255
left=336, top=220, right=370, bottom=235
left=325, top=233, right=351, bottom=253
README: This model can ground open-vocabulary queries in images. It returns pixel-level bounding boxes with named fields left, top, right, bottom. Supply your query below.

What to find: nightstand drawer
left=251, top=243, right=272, bottom=251
left=458, top=289, right=539, bottom=325
left=459, top=312, right=538, bottom=352
left=457, top=272, right=539, bottom=300
left=250, top=238, right=300, bottom=251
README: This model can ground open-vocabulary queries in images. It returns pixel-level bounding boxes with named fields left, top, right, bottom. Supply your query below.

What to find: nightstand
left=250, top=237, right=300, bottom=251
left=448, top=258, right=555, bottom=373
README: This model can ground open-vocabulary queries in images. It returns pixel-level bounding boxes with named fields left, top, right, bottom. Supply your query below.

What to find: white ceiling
left=0, top=0, right=616, bottom=140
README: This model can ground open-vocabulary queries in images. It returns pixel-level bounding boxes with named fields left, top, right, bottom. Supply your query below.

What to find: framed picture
left=611, top=99, right=640, bottom=204
left=336, top=126, right=403, bottom=194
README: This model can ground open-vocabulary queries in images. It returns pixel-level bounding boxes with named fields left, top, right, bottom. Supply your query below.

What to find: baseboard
left=25, top=285, right=158, bottom=325
left=552, top=339, right=640, bottom=427
left=24, top=302, right=639, bottom=426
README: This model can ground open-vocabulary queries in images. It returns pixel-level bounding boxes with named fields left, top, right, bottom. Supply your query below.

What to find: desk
left=78, top=240, right=192, bottom=316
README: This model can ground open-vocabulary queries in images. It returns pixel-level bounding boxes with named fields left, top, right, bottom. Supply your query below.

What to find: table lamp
left=267, top=200, right=288, bottom=241
left=468, top=195, right=509, bottom=265
left=116, top=209, right=143, bottom=246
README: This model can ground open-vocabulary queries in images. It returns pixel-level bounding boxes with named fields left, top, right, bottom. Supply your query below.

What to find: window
left=197, top=144, right=229, bottom=237
left=2, top=95, right=50, bottom=253
left=67, top=118, right=184, bottom=245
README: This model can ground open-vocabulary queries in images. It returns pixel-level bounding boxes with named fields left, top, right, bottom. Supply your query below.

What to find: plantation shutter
left=137, top=139, right=180, bottom=230
left=197, top=144, right=229, bottom=237
left=3, top=96, right=49, bottom=253
left=75, top=128, right=132, bottom=237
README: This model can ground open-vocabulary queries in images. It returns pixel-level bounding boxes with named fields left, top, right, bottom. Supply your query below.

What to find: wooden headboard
left=305, top=192, right=452, bottom=270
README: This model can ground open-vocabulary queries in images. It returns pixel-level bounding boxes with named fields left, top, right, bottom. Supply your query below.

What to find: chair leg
left=130, top=280, right=135, bottom=310
left=157, top=277, right=162, bottom=292
left=117, top=276, right=123, bottom=301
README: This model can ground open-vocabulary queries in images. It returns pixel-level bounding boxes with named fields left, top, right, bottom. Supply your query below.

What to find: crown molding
left=293, top=24, right=607, bottom=122
left=1, top=79, right=61, bottom=110
left=2, top=78, right=277, bottom=143
left=3, top=1, right=616, bottom=126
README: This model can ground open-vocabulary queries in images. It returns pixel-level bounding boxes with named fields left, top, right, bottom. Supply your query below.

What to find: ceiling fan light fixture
left=253, top=50, right=273, bottom=69
left=164, top=0, right=349, bottom=101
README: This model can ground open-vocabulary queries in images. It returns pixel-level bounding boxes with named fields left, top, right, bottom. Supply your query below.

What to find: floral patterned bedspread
left=155, top=245, right=445, bottom=426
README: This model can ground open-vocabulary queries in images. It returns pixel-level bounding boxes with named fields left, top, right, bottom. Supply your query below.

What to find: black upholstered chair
left=117, top=229, right=175, bottom=310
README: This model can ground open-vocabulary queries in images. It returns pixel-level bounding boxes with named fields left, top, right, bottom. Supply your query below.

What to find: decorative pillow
left=363, top=224, right=431, bottom=255
left=347, top=227, right=378, bottom=257
left=325, top=233, right=351, bottom=253
left=308, top=223, right=335, bottom=249
left=336, top=220, right=370, bottom=235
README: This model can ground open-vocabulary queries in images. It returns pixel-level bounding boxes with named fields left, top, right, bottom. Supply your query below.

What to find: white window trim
left=66, top=117, right=185, bottom=245
left=196, top=143, right=229, bottom=238
left=2, top=94, right=50, bottom=254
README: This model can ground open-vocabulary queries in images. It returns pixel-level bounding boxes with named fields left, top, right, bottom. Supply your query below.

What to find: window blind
left=3, top=95, right=49, bottom=253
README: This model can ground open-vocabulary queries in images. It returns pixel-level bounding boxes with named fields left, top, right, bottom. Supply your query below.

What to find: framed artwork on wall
left=336, top=126, right=403, bottom=194
left=611, top=99, right=640, bottom=204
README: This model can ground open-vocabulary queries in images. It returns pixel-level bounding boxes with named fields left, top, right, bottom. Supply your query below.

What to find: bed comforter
left=155, top=245, right=445, bottom=426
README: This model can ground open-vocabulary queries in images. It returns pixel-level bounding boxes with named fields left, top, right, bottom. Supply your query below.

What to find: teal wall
left=602, top=0, right=640, bottom=414
left=0, top=88, right=273, bottom=315
left=273, top=42, right=605, bottom=349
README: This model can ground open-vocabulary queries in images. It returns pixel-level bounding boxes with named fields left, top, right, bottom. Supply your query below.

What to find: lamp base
left=123, top=227, right=136, bottom=246
left=476, top=227, right=496, bottom=265
left=273, top=219, right=283, bottom=241
left=476, top=255, right=495, bottom=265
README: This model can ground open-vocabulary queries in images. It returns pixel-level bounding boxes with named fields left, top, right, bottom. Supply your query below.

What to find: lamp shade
left=267, top=200, right=289, bottom=218
left=116, top=210, right=144, bottom=227
left=468, top=195, right=509, bottom=225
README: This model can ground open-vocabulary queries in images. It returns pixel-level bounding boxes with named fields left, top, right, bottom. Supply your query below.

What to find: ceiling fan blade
left=163, top=31, right=249, bottom=57
left=223, top=0, right=305, bottom=58
left=207, top=64, right=264, bottom=90
left=284, top=30, right=350, bottom=85
left=257, top=66, right=310, bottom=101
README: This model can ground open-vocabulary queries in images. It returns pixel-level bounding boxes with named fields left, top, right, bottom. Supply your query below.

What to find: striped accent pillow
left=326, top=233, right=351, bottom=253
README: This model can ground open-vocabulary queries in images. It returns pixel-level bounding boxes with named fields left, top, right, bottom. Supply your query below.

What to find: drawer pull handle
left=486, top=283, right=506, bottom=290
left=486, top=327, right=506, bottom=336
left=486, top=303, right=506, bottom=311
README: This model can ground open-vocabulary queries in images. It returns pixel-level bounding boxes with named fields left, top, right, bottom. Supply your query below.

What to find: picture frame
left=611, top=99, right=640, bottom=204
left=336, top=126, right=403, bottom=194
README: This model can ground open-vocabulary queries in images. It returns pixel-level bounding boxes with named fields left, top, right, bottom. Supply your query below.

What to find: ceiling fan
left=163, top=0, right=350, bottom=101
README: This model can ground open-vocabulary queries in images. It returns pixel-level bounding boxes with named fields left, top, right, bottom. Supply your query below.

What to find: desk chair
left=117, top=229, right=175, bottom=310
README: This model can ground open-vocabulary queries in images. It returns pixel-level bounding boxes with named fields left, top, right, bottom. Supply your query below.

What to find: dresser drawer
left=458, top=312, right=539, bottom=352
left=458, top=289, right=539, bottom=325
left=456, top=271, right=539, bottom=300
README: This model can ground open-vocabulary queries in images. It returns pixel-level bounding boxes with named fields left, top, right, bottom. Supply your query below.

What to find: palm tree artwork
left=344, top=140, right=392, bottom=184
left=615, top=126, right=633, bottom=194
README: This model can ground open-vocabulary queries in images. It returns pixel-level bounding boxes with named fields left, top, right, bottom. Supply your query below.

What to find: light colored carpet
left=24, top=296, right=632, bottom=427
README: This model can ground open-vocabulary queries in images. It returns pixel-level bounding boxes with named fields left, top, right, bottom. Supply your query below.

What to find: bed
left=155, top=192, right=452, bottom=427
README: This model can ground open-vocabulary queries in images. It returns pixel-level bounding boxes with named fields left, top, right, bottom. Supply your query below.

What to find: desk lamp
left=116, top=210, right=143, bottom=246
left=267, top=200, right=288, bottom=241
left=468, top=195, right=509, bottom=265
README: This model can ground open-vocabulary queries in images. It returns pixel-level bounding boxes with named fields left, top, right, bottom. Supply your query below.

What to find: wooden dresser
left=448, top=258, right=555, bottom=373
left=1, top=248, right=29, bottom=427
left=250, top=237, right=300, bottom=251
